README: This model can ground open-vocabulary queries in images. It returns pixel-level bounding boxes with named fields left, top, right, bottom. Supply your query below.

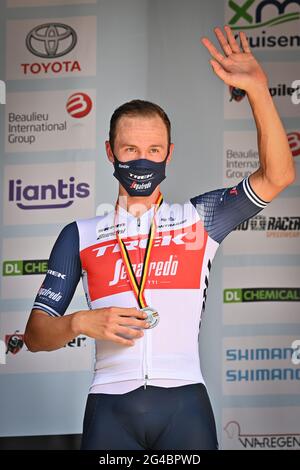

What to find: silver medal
left=140, top=306, right=160, bottom=328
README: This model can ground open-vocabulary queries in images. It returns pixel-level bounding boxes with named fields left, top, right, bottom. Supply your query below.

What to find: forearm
left=247, top=84, right=295, bottom=187
left=24, top=309, right=84, bottom=352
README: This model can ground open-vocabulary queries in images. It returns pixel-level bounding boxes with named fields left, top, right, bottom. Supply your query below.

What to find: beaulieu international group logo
left=226, top=0, right=300, bottom=49
left=66, top=92, right=92, bottom=118
left=5, top=89, right=96, bottom=152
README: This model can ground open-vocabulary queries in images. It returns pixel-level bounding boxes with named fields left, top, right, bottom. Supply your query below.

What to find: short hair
left=109, top=99, right=171, bottom=151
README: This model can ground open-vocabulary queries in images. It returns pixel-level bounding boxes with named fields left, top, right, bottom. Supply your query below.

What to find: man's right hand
left=74, top=307, right=150, bottom=347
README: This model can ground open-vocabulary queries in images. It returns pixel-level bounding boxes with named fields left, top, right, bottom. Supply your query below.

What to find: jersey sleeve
left=32, top=221, right=82, bottom=317
left=189, top=175, right=270, bottom=244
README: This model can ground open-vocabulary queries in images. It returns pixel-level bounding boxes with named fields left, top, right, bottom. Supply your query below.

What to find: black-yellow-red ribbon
left=114, top=192, right=163, bottom=308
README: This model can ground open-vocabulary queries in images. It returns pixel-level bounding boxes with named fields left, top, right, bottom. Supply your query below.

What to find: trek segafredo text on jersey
left=33, top=176, right=269, bottom=390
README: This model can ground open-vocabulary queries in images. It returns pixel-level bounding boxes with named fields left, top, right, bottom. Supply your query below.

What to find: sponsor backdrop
left=0, top=0, right=299, bottom=449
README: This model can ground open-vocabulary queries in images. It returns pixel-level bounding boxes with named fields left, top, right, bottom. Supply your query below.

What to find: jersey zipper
left=137, top=215, right=149, bottom=389
left=143, top=330, right=149, bottom=389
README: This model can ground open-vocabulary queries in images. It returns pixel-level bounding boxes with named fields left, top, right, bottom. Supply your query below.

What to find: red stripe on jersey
left=80, top=220, right=207, bottom=301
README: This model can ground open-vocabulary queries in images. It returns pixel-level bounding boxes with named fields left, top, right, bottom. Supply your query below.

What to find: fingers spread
left=210, top=59, right=230, bottom=84
left=240, top=31, right=251, bottom=53
left=214, top=27, right=234, bottom=56
left=201, top=37, right=225, bottom=64
left=224, top=25, right=241, bottom=53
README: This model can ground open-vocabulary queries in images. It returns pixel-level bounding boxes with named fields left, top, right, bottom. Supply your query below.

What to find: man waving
left=24, top=26, right=295, bottom=450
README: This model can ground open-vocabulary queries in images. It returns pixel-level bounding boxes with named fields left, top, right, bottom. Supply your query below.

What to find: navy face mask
left=112, top=151, right=169, bottom=197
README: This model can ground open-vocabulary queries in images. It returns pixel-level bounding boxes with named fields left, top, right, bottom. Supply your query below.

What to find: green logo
left=3, top=259, right=48, bottom=276
left=224, top=287, right=300, bottom=303
left=228, top=0, right=300, bottom=30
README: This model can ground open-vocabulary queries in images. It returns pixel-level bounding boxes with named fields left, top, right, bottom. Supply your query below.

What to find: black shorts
left=80, top=382, right=219, bottom=450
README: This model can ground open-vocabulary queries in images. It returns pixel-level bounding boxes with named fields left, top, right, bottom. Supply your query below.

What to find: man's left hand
left=201, top=25, right=268, bottom=94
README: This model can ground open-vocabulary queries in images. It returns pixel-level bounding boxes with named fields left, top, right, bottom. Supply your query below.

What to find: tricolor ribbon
left=114, top=192, right=163, bottom=308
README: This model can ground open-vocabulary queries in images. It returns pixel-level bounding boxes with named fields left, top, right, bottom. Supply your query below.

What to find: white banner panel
left=223, top=335, right=300, bottom=395
left=1, top=236, right=84, bottom=300
left=0, top=311, right=92, bottom=374
left=225, top=0, right=300, bottom=51
left=5, top=89, right=96, bottom=152
left=6, top=16, right=97, bottom=80
left=223, top=266, right=300, bottom=325
left=222, top=197, right=300, bottom=256
left=224, top=62, right=300, bottom=119
left=223, top=130, right=300, bottom=187
left=222, top=407, right=300, bottom=450
left=3, top=161, right=95, bottom=225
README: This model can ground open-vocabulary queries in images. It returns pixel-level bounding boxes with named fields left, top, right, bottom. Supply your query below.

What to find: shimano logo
left=8, top=177, right=90, bottom=210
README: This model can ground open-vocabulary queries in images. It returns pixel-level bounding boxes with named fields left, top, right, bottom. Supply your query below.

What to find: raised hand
left=201, top=25, right=268, bottom=94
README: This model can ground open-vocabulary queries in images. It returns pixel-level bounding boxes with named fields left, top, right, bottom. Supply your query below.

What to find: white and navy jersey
left=32, top=176, right=269, bottom=389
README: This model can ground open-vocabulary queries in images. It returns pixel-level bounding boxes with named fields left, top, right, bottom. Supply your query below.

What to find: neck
left=117, top=185, right=161, bottom=217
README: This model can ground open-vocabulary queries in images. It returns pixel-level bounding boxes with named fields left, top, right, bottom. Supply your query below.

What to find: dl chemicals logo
left=226, top=0, right=300, bottom=49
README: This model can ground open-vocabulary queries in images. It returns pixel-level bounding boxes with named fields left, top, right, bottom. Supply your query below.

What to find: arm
left=247, top=85, right=295, bottom=201
left=24, top=308, right=83, bottom=352
left=201, top=25, right=296, bottom=202
left=190, top=175, right=269, bottom=245
left=24, top=221, right=83, bottom=352
left=24, top=222, right=148, bottom=351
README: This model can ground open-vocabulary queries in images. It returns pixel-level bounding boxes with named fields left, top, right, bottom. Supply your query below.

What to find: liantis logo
left=8, top=177, right=90, bottom=210
left=26, top=23, right=77, bottom=59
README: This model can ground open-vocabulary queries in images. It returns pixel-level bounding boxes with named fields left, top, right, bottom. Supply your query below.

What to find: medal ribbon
left=114, top=192, right=163, bottom=308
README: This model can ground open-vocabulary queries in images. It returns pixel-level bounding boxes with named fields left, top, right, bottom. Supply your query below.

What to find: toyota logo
left=26, top=23, right=77, bottom=58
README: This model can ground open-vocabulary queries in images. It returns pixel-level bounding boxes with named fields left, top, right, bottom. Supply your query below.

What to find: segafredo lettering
left=130, top=181, right=152, bottom=190
left=37, top=286, right=62, bottom=302
left=109, top=255, right=179, bottom=286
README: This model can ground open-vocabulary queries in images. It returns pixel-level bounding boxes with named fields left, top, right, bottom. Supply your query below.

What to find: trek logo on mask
left=112, top=153, right=168, bottom=196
